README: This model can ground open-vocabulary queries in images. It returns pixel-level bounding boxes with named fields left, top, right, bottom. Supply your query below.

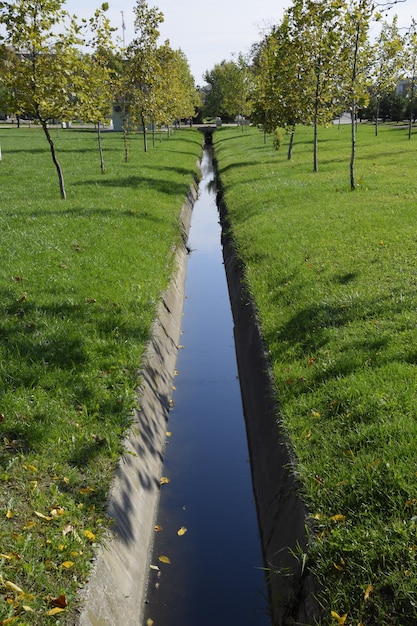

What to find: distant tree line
left=0, top=0, right=200, bottom=198
left=201, top=0, right=415, bottom=189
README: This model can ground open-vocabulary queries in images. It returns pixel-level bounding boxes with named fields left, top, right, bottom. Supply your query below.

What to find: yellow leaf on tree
left=60, top=561, right=74, bottom=569
left=177, top=527, right=187, bottom=536
left=331, top=611, right=348, bottom=625
left=158, top=555, right=171, bottom=564
left=364, top=584, right=373, bottom=601
left=46, top=607, right=66, bottom=616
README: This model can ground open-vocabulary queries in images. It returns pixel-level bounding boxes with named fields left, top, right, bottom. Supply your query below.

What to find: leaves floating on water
left=154, top=524, right=163, bottom=532
left=158, top=555, right=171, bottom=564
left=160, top=476, right=170, bottom=485
left=177, top=527, right=187, bottom=536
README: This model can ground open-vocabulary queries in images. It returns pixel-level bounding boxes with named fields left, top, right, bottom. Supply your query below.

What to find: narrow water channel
left=143, top=147, right=271, bottom=626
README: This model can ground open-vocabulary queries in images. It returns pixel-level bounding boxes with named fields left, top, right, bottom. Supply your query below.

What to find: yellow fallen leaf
left=79, top=486, right=95, bottom=494
left=83, top=530, right=95, bottom=541
left=329, top=514, right=346, bottom=523
left=158, top=555, right=171, bottom=564
left=46, top=607, right=66, bottom=616
left=154, top=524, right=163, bottom=532
left=50, top=506, right=64, bottom=516
left=166, top=431, right=172, bottom=437
left=364, top=584, right=373, bottom=601
left=4, top=580, right=24, bottom=595
left=0, top=553, right=12, bottom=560
left=160, top=476, right=170, bottom=485
left=146, top=619, right=154, bottom=626
left=177, top=527, right=187, bottom=536
left=60, top=561, right=74, bottom=569
left=21, top=606, right=35, bottom=613
left=23, top=521, right=36, bottom=530
left=149, top=564, right=160, bottom=571
left=23, top=464, right=38, bottom=473
left=5, top=510, right=13, bottom=519
left=331, top=611, right=347, bottom=625
left=34, top=511, right=53, bottom=521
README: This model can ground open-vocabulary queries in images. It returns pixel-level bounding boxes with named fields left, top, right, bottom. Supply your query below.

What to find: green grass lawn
left=214, top=122, right=417, bottom=625
left=0, top=125, right=201, bottom=624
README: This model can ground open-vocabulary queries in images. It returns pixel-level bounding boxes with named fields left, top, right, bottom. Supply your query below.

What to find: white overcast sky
left=67, top=0, right=415, bottom=85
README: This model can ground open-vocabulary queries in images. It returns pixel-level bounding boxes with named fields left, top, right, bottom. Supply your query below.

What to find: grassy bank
left=214, top=123, right=417, bottom=625
left=0, top=126, right=201, bottom=624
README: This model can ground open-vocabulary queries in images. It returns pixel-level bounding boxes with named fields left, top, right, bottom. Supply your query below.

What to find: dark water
left=143, top=148, right=270, bottom=626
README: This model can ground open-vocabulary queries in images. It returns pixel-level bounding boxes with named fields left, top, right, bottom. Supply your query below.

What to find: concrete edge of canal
left=76, top=183, right=197, bottom=626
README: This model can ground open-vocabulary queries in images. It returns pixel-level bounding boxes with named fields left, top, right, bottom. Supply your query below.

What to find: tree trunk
left=375, top=99, right=380, bottom=137
left=350, top=107, right=356, bottom=191
left=141, top=114, right=147, bottom=152
left=39, top=117, right=66, bottom=200
left=287, top=125, right=295, bottom=160
left=97, top=122, right=105, bottom=173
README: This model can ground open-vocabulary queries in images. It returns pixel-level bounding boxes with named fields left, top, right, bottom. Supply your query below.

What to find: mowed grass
left=0, top=126, right=201, bottom=624
left=214, top=123, right=417, bottom=625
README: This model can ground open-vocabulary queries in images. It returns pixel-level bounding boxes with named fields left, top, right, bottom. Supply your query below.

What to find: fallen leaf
left=50, top=594, right=68, bottom=608
left=23, top=464, right=38, bottom=473
left=34, top=511, right=53, bottom=521
left=149, top=564, right=160, bottom=571
left=158, top=555, right=171, bottom=564
left=83, top=530, right=95, bottom=541
left=23, top=521, right=36, bottom=530
left=364, top=584, right=373, bottom=601
left=62, top=524, right=73, bottom=536
left=154, top=525, right=163, bottom=532
left=79, top=486, right=95, bottom=495
left=50, top=506, right=65, bottom=516
left=46, top=607, right=66, bottom=616
left=146, top=619, right=154, bottom=626
left=160, top=476, right=170, bottom=485
left=177, top=527, right=187, bottom=536
left=60, top=561, right=74, bottom=569
left=166, top=431, right=172, bottom=437
left=0, top=553, right=12, bottom=560
left=329, top=514, right=346, bottom=523
left=4, top=581, right=24, bottom=595
left=331, top=611, right=347, bottom=625
left=5, top=510, right=13, bottom=519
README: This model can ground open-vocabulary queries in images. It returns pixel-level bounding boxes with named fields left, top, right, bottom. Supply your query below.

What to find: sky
left=67, top=0, right=416, bottom=85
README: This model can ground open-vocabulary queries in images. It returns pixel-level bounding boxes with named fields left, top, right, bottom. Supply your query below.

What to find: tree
left=203, top=58, right=252, bottom=123
left=0, top=0, right=85, bottom=199
left=287, top=0, right=345, bottom=172
left=251, top=15, right=307, bottom=157
left=155, top=43, right=198, bottom=131
left=370, top=15, right=404, bottom=135
left=404, top=19, right=417, bottom=139
left=76, top=3, right=116, bottom=172
left=124, top=0, right=163, bottom=153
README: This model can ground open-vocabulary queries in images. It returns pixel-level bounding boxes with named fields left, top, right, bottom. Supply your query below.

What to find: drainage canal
left=143, top=146, right=271, bottom=626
